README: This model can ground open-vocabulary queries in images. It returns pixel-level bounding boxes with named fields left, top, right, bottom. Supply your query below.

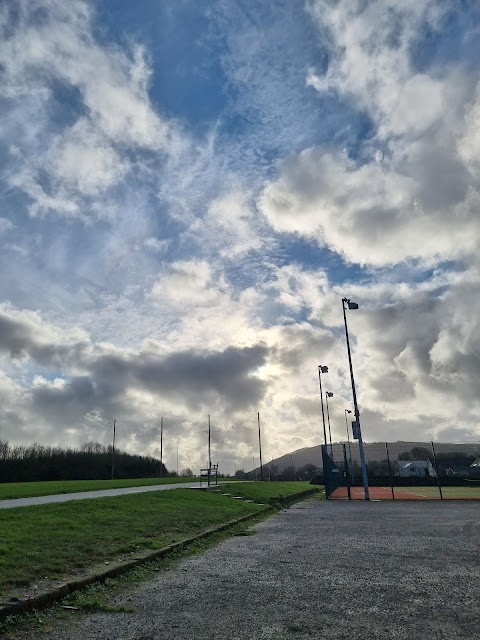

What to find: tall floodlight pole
left=342, top=298, right=369, bottom=500
left=208, top=414, right=211, bottom=470
left=160, top=416, right=163, bottom=478
left=325, top=392, right=334, bottom=456
left=257, top=412, right=264, bottom=481
left=111, top=419, right=116, bottom=480
left=318, top=366, right=329, bottom=449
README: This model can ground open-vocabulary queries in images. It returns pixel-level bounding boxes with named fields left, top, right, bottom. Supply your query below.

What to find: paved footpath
left=0, top=482, right=206, bottom=509
left=30, top=499, right=480, bottom=640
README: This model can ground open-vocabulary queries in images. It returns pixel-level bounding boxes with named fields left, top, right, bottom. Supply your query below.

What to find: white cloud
left=259, top=1, right=480, bottom=266
left=150, top=261, right=228, bottom=309
left=203, top=189, right=262, bottom=257
left=0, top=0, right=175, bottom=219
left=0, top=1, right=169, bottom=149
left=46, top=119, right=127, bottom=197
left=260, top=148, right=480, bottom=266
left=306, top=0, right=448, bottom=139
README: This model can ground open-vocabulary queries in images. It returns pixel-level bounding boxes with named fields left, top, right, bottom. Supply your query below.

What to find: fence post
left=431, top=441, right=443, bottom=500
left=343, top=444, right=351, bottom=500
left=385, top=442, right=395, bottom=500
left=321, top=445, right=329, bottom=500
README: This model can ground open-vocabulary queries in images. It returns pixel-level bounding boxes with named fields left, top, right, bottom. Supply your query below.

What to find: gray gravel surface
left=31, top=499, right=480, bottom=639
left=0, top=482, right=207, bottom=509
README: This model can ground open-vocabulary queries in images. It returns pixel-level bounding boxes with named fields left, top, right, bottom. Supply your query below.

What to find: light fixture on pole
left=317, top=365, right=328, bottom=451
left=342, top=297, right=369, bottom=500
left=344, top=409, right=354, bottom=483
left=325, top=391, right=334, bottom=456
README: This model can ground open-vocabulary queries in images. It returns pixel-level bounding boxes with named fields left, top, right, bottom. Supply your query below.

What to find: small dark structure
left=200, top=463, right=219, bottom=487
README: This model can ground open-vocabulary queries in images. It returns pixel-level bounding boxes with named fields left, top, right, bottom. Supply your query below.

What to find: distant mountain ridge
left=256, top=441, right=480, bottom=473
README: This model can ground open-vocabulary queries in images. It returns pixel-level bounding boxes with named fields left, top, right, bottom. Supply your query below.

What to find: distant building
left=445, top=465, right=470, bottom=478
left=469, top=459, right=480, bottom=480
left=395, top=460, right=436, bottom=478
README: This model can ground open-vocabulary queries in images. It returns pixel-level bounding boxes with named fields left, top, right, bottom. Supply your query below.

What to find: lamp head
left=326, top=392, right=333, bottom=398
left=345, top=409, right=352, bottom=414
left=318, top=365, right=328, bottom=373
left=342, top=297, right=359, bottom=310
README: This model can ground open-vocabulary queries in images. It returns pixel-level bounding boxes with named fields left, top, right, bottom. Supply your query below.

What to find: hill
left=255, top=441, right=480, bottom=473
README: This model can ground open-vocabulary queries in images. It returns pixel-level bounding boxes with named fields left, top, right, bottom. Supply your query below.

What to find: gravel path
left=0, top=482, right=207, bottom=509
left=31, top=499, right=480, bottom=639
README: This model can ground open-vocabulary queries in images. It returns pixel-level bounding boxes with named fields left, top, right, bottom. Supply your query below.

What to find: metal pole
left=325, top=393, right=333, bottom=456
left=431, top=441, right=443, bottom=500
left=257, top=412, right=264, bottom=481
left=176, top=440, right=179, bottom=475
left=385, top=442, right=395, bottom=500
left=321, top=444, right=329, bottom=499
left=208, top=414, right=211, bottom=468
left=160, top=416, right=163, bottom=478
left=343, top=443, right=351, bottom=500
left=342, top=299, right=369, bottom=500
left=111, top=419, right=116, bottom=480
left=318, top=368, right=328, bottom=449
left=345, top=410, right=354, bottom=483
left=208, top=415, right=211, bottom=487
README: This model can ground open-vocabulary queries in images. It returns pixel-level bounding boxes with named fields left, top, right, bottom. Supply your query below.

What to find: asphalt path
left=0, top=482, right=207, bottom=509
left=31, top=498, right=480, bottom=639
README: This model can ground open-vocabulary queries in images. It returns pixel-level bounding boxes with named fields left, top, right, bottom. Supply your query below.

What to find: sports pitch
left=331, top=485, right=480, bottom=500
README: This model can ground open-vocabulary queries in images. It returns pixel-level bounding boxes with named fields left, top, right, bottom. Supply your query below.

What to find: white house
left=395, top=460, right=437, bottom=478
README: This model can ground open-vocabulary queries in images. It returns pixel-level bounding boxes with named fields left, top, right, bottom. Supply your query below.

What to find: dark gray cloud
left=32, top=376, right=96, bottom=422
left=0, top=308, right=90, bottom=368
left=0, top=305, right=270, bottom=464
left=91, top=344, right=269, bottom=411
left=0, top=307, right=269, bottom=415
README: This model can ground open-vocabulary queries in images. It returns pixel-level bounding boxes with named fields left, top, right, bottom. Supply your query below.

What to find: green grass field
left=216, top=481, right=316, bottom=505
left=0, top=482, right=317, bottom=598
left=393, top=485, right=480, bottom=499
left=0, top=476, right=205, bottom=500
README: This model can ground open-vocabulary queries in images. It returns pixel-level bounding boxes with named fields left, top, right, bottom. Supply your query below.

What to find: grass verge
left=0, top=489, right=264, bottom=598
left=214, top=481, right=318, bottom=507
left=0, top=477, right=207, bottom=500
left=0, top=511, right=271, bottom=638
left=0, top=482, right=318, bottom=600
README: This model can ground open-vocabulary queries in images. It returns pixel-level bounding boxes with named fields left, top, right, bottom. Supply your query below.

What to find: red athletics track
left=330, top=486, right=439, bottom=500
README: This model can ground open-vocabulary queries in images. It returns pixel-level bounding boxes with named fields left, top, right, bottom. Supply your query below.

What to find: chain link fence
left=322, top=441, right=480, bottom=500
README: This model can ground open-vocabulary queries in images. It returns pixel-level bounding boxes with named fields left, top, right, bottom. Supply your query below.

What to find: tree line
left=235, top=463, right=319, bottom=482
left=0, top=441, right=168, bottom=482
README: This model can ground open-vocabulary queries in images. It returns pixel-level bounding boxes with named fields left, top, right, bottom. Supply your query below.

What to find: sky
left=1, top=0, right=480, bottom=474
